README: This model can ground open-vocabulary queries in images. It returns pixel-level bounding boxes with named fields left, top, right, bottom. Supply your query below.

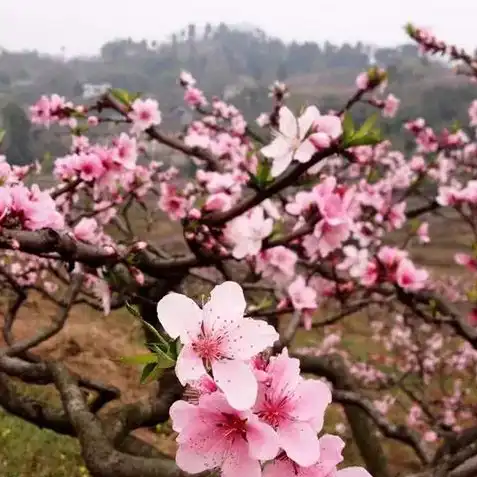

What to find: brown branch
left=49, top=362, right=197, bottom=477
left=202, top=145, right=339, bottom=227
left=2, top=272, right=84, bottom=357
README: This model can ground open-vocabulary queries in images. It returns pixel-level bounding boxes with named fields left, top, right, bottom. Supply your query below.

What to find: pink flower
left=158, top=183, right=188, bottom=221
left=382, top=94, right=400, bottom=118
left=337, top=245, right=369, bottom=278
left=260, top=106, right=341, bottom=177
left=255, top=350, right=331, bottom=466
left=73, top=218, right=98, bottom=243
left=112, top=133, right=137, bottom=170
left=356, top=72, right=369, bottom=90
left=417, top=222, right=430, bottom=244
left=225, top=207, right=273, bottom=259
left=170, top=392, right=279, bottom=477
left=184, top=87, right=207, bottom=108
left=0, top=187, right=12, bottom=222
left=156, top=282, right=279, bottom=410
left=255, top=246, right=297, bottom=284
left=455, top=253, right=477, bottom=271
left=395, top=259, right=428, bottom=291
left=129, top=98, right=161, bottom=134
left=77, top=153, right=105, bottom=182
left=468, top=100, right=477, bottom=127
left=287, top=276, right=318, bottom=312
left=264, top=434, right=371, bottom=477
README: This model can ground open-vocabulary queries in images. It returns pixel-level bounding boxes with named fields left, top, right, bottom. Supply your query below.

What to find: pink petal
left=336, top=467, right=373, bottom=477
left=271, top=152, right=293, bottom=177
left=294, top=139, right=316, bottom=163
left=175, top=344, right=207, bottom=385
left=169, top=400, right=198, bottom=432
left=291, top=379, right=332, bottom=430
left=319, top=434, right=345, bottom=469
left=267, top=350, right=301, bottom=402
left=221, top=439, right=262, bottom=477
left=278, top=106, right=298, bottom=139
left=156, top=293, right=202, bottom=342
left=212, top=359, right=258, bottom=410
left=225, top=318, right=279, bottom=360
left=246, top=415, right=279, bottom=461
left=203, top=281, right=246, bottom=333
left=315, top=115, right=342, bottom=139
left=261, top=136, right=290, bottom=159
left=175, top=423, right=227, bottom=473
left=278, top=421, right=321, bottom=467
left=298, top=106, right=321, bottom=140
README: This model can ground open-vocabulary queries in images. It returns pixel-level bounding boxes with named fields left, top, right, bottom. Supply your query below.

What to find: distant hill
left=0, top=23, right=476, bottom=165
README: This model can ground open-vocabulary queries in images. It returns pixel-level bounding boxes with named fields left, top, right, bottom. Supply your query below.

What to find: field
left=0, top=204, right=474, bottom=476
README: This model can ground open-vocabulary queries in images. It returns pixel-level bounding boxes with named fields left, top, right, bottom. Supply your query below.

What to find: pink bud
left=88, top=116, right=99, bottom=126
left=188, top=208, right=202, bottom=219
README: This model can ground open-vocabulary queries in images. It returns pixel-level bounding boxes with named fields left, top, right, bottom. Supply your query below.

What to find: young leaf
left=142, top=320, right=170, bottom=349
left=120, top=354, right=158, bottom=365
left=355, top=113, right=379, bottom=139
left=110, top=88, right=132, bottom=106
left=140, top=362, right=165, bottom=384
left=255, top=159, right=273, bottom=187
left=148, top=344, right=176, bottom=368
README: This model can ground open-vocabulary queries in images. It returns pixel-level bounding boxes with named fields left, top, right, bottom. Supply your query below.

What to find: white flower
left=260, top=106, right=342, bottom=177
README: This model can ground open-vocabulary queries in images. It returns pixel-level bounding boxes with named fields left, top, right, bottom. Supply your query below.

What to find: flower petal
left=278, top=420, right=321, bottom=467
left=298, top=105, right=321, bottom=140
left=156, top=292, right=202, bottom=342
left=278, top=106, right=298, bottom=139
left=336, top=467, right=373, bottom=477
left=225, top=318, right=279, bottom=360
left=294, top=139, right=317, bottom=163
left=315, top=115, right=342, bottom=139
left=212, top=359, right=258, bottom=410
left=260, top=136, right=290, bottom=159
left=169, top=400, right=199, bottom=433
left=175, top=344, right=207, bottom=385
left=221, top=438, right=262, bottom=477
left=266, top=350, right=301, bottom=402
left=203, top=281, right=246, bottom=333
left=291, top=378, right=331, bottom=429
left=246, top=415, right=279, bottom=461
left=175, top=423, right=227, bottom=473
left=319, top=434, right=345, bottom=470
left=271, top=152, right=293, bottom=177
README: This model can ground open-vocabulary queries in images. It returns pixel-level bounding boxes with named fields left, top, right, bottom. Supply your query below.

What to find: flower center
left=218, top=413, right=248, bottom=440
left=192, top=333, right=222, bottom=365
left=257, top=396, right=289, bottom=428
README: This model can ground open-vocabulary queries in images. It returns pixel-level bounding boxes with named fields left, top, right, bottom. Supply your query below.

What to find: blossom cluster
left=157, top=282, right=371, bottom=477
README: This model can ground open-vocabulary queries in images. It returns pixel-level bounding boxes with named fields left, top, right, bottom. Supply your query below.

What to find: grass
left=0, top=410, right=88, bottom=477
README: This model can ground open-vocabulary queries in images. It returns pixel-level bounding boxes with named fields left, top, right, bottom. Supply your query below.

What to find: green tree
left=1, top=102, right=34, bottom=165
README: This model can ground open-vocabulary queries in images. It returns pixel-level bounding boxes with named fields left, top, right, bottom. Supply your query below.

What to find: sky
left=0, top=0, right=476, bottom=57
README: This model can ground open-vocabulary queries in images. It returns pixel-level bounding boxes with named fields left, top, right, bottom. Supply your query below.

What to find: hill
left=0, top=23, right=475, bottom=164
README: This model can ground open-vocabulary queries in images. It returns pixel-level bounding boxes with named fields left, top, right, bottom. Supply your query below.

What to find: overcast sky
left=0, top=0, right=476, bottom=57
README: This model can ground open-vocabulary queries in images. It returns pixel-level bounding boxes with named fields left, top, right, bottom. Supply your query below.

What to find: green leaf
left=120, top=354, right=158, bottom=365
left=110, top=88, right=132, bottom=106
left=0, top=129, right=5, bottom=145
left=255, top=159, right=273, bottom=187
left=347, top=130, right=383, bottom=147
left=355, top=113, right=378, bottom=139
left=341, top=113, right=355, bottom=146
left=142, top=320, right=170, bottom=348
left=147, top=344, right=176, bottom=368
left=140, top=362, right=165, bottom=384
